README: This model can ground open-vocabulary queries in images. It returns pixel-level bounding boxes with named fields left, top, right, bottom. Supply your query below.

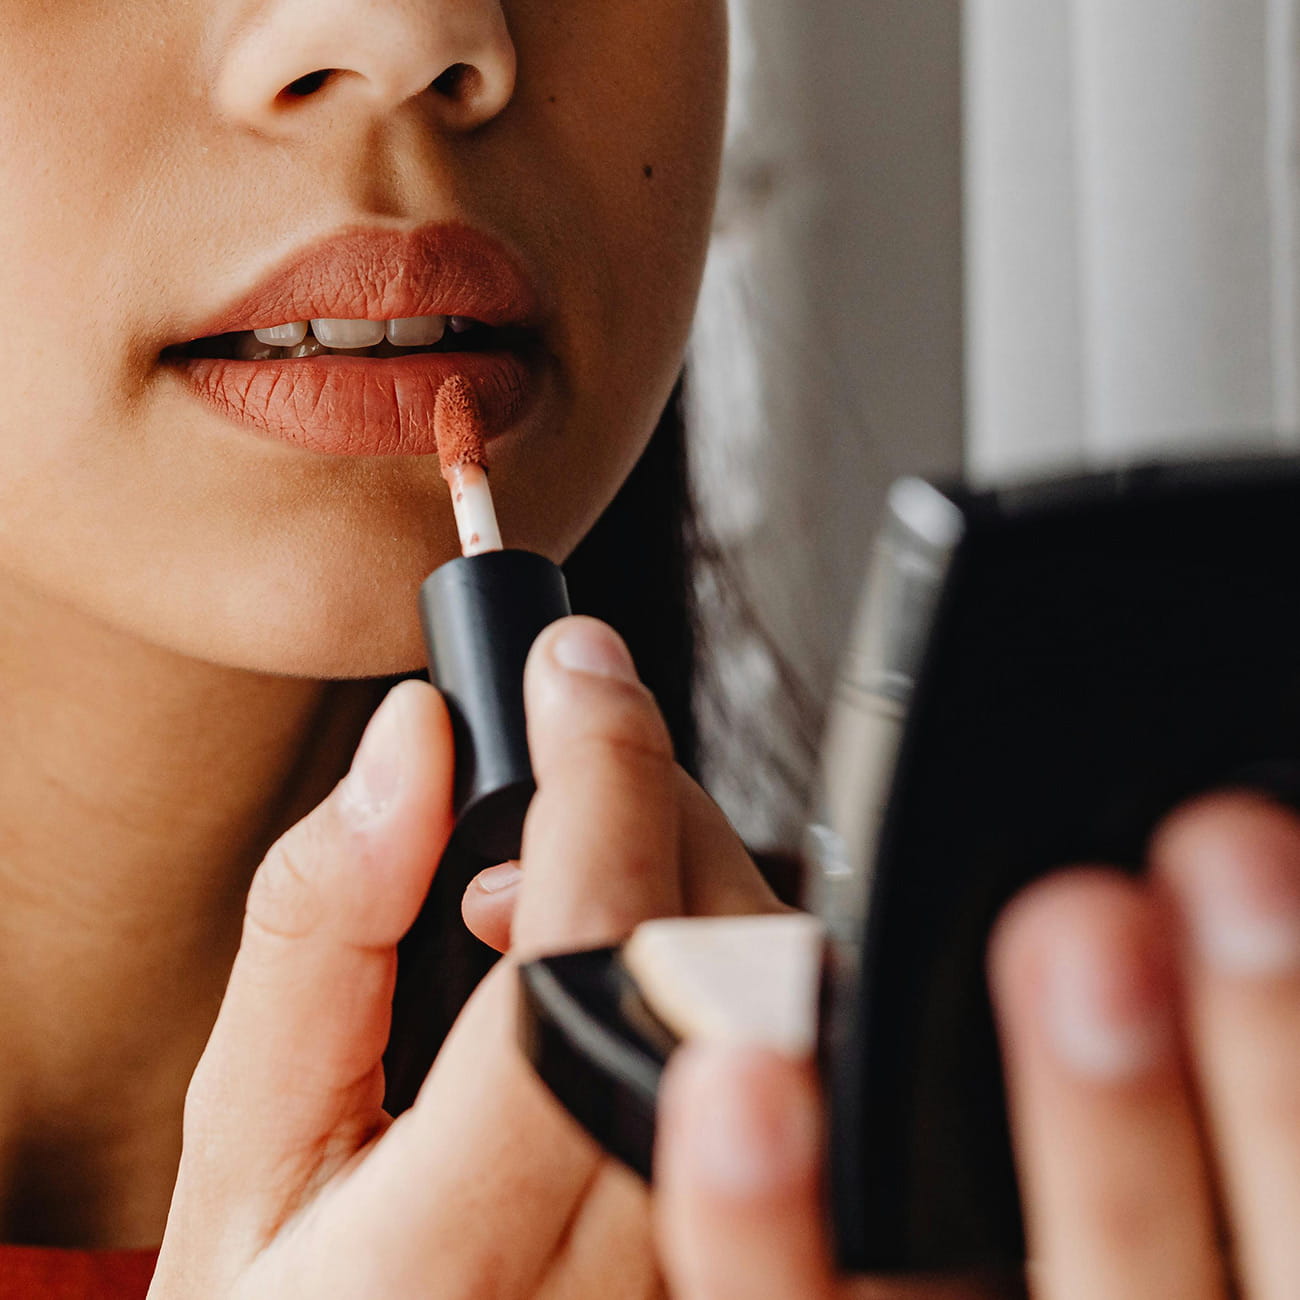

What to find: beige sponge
left=622, top=913, right=826, bottom=1057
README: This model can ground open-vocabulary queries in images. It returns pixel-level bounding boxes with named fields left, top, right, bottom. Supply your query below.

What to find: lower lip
left=176, top=350, right=537, bottom=456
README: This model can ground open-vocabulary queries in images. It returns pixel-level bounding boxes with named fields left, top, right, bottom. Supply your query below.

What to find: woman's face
left=0, top=0, right=726, bottom=677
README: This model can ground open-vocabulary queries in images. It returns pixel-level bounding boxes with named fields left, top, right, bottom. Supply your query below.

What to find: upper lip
left=178, top=222, right=542, bottom=344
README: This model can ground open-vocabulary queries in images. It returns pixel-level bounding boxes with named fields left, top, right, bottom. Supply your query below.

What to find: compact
left=519, top=453, right=1300, bottom=1276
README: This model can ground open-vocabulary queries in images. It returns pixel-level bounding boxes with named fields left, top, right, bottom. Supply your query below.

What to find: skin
left=154, top=619, right=783, bottom=1295
left=0, top=0, right=1294, bottom=1294
left=0, top=0, right=729, bottom=1255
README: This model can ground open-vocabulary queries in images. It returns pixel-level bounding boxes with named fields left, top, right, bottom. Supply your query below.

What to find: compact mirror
left=521, top=454, right=1300, bottom=1275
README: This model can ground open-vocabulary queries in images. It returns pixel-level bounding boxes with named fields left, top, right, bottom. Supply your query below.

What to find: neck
left=0, top=577, right=384, bottom=1247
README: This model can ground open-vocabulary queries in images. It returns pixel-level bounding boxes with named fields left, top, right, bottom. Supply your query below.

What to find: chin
left=233, top=617, right=431, bottom=681
left=91, top=544, right=445, bottom=681
left=166, top=599, right=432, bottom=680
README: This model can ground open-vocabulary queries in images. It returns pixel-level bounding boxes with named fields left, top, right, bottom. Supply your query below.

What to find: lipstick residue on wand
left=435, top=376, right=504, bottom=556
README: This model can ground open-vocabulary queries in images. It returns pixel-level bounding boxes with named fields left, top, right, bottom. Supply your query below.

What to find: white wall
left=966, top=0, right=1300, bottom=481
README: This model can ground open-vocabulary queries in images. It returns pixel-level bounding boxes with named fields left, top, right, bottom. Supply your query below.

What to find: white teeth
left=448, top=316, right=477, bottom=334
left=386, top=316, right=446, bottom=347
left=311, top=318, right=386, bottom=349
left=237, top=334, right=280, bottom=360
left=253, top=321, right=308, bottom=347
left=288, top=337, right=324, bottom=358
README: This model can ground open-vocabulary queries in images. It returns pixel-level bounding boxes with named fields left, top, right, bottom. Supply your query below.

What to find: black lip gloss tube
left=419, top=548, right=571, bottom=864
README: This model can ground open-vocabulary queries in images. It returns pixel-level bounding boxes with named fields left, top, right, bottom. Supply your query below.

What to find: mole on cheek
left=642, top=164, right=655, bottom=180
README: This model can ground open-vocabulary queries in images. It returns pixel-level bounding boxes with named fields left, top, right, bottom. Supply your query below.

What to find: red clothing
left=0, top=1245, right=158, bottom=1298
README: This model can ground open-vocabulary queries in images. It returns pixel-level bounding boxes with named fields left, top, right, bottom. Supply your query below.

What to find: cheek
left=545, top=0, right=728, bottom=338
left=0, top=7, right=179, bottom=323
left=0, top=6, right=193, bottom=483
left=496, top=1, right=727, bottom=550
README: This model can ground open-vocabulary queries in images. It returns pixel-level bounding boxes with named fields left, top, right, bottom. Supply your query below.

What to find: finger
left=312, top=965, right=624, bottom=1294
left=333, top=617, right=684, bottom=1289
left=988, top=869, right=1225, bottom=1300
left=461, top=860, right=520, bottom=953
left=1152, top=793, right=1300, bottom=1299
left=510, top=615, right=682, bottom=956
left=656, top=1044, right=838, bottom=1300
left=678, top=770, right=787, bottom=917
left=462, top=770, right=784, bottom=956
left=181, top=680, right=454, bottom=1216
left=657, top=1046, right=998, bottom=1300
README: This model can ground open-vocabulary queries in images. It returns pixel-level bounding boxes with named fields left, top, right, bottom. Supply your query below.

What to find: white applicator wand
left=435, top=377, right=504, bottom=557
left=419, top=376, right=571, bottom=865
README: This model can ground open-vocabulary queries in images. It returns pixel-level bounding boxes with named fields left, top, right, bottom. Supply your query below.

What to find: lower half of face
left=0, top=0, right=726, bottom=679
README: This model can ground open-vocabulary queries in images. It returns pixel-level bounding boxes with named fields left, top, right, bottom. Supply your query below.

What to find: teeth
left=311, top=318, right=386, bottom=349
left=448, top=316, right=478, bottom=334
left=288, top=337, right=325, bottom=358
left=253, top=321, right=308, bottom=347
left=386, top=316, right=446, bottom=347
left=237, top=334, right=280, bottom=360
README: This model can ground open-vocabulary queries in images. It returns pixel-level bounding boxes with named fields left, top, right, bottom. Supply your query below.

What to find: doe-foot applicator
left=420, top=376, right=571, bottom=865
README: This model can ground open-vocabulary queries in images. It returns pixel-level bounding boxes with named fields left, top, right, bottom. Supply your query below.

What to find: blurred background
left=692, top=0, right=1300, bottom=847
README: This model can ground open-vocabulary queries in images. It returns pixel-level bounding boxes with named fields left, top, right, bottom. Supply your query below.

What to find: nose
left=215, top=0, right=516, bottom=137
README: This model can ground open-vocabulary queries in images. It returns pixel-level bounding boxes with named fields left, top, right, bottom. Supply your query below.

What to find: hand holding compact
left=654, top=794, right=1300, bottom=1300
left=150, top=617, right=778, bottom=1297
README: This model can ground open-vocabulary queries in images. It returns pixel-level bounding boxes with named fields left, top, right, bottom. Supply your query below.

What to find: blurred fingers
left=988, top=869, right=1225, bottom=1300
left=657, top=1044, right=838, bottom=1300
left=1153, top=793, right=1300, bottom=1299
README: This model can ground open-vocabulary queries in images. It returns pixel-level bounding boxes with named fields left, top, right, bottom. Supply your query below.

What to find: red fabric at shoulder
left=0, top=1245, right=158, bottom=1298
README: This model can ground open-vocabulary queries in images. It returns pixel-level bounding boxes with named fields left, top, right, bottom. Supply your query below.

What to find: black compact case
left=519, top=454, right=1300, bottom=1275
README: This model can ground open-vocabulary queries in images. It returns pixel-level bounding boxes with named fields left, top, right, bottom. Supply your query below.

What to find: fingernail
left=339, top=686, right=409, bottom=823
left=1044, top=930, right=1172, bottom=1081
left=475, top=862, right=523, bottom=894
left=670, top=1046, right=819, bottom=1196
left=550, top=618, right=638, bottom=683
left=1180, top=837, right=1300, bottom=977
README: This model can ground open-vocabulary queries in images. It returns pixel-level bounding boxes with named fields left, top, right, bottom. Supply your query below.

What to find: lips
left=167, top=223, right=545, bottom=456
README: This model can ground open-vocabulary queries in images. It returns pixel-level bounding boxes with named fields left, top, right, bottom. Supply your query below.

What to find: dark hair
left=382, top=379, right=697, bottom=1112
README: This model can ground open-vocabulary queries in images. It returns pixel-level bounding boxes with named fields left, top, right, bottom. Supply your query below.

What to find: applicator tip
left=435, top=375, right=502, bottom=556
left=435, top=376, right=488, bottom=479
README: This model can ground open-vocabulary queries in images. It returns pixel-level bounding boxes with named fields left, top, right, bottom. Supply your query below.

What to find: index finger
left=510, top=616, right=682, bottom=957
left=177, top=682, right=455, bottom=1217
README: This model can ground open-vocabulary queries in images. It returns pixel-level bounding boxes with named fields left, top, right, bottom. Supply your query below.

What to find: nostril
left=431, top=63, right=481, bottom=103
left=282, top=69, right=337, bottom=100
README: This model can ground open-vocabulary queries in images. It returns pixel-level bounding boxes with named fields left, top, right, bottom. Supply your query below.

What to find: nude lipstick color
left=167, top=223, right=544, bottom=456
left=435, top=377, right=504, bottom=556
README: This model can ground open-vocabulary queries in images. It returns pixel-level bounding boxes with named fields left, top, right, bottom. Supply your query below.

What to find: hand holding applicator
left=420, top=377, right=571, bottom=865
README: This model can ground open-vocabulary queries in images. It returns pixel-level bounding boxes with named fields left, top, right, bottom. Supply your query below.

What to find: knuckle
left=561, top=676, right=676, bottom=759
left=244, top=820, right=331, bottom=943
left=560, top=694, right=675, bottom=771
